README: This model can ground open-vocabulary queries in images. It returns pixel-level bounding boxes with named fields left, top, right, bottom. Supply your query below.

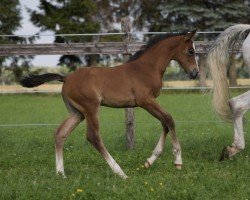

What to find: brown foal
left=21, top=30, right=198, bottom=179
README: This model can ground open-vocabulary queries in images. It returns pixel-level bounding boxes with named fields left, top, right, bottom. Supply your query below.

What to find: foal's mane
left=128, top=31, right=189, bottom=62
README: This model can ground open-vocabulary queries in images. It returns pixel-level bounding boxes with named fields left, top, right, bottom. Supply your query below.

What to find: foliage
left=27, top=0, right=250, bottom=72
left=0, top=0, right=33, bottom=83
left=157, top=0, right=250, bottom=33
left=95, top=0, right=162, bottom=31
left=96, top=0, right=250, bottom=35
left=155, top=0, right=250, bottom=86
left=29, top=0, right=99, bottom=42
left=0, top=0, right=22, bottom=45
left=1, top=0, right=249, bottom=80
left=0, top=93, right=249, bottom=199
left=29, top=0, right=100, bottom=69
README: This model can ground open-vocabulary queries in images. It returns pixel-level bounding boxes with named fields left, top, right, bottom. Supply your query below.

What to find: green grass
left=0, top=93, right=249, bottom=200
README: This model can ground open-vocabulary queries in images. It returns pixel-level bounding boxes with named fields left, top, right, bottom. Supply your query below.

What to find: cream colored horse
left=206, top=24, right=250, bottom=160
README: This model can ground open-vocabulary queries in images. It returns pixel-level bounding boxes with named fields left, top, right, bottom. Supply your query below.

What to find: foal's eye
left=188, top=49, right=194, bottom=56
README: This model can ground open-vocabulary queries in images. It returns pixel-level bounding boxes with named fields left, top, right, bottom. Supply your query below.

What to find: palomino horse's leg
left=55, top=114, right=83, bottom=177
left=220, top=91, right=250, bottom=160
left=141, top=99, right=182, bottom=169
left=84, top=107, right=128, bottom=179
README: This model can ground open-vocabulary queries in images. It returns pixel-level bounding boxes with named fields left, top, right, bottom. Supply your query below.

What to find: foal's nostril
left=189, top=69, right=199, bottom=79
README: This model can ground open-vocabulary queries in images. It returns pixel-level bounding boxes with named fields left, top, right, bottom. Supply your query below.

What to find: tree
left=29, top=0, right=100, bottom=70
left=96, top=1, right=249, bottom=85
left=148, top=0, right=250, bottom=32
left=0, top=0, right=31, bottom=84
left=157, top=0, right=250, bottom=86
left=29, top=0, right=250, bottom=81
left=95, top=0, right=162, bottom=31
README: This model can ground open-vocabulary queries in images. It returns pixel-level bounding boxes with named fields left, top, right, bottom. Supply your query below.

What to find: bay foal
left=21, top=31, right=198, bottom=178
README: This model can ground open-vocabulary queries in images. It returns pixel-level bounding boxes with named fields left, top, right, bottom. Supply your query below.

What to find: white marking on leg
left=104, top=152, right=128, bottom=179
left=56, top=150, right=65, bottom=176
left=169, top=129, right=182, bottom=168
left=173, top=147, right=182, bottom=166
left=146, top=133, right=166, bottom=167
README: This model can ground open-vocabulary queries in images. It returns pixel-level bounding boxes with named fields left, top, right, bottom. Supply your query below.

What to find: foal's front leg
left=144, top=132, right=167, bottom=168
left=141, top=99, right=182, bottom=169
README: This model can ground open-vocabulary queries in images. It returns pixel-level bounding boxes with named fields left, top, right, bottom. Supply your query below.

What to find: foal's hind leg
left=141, top=98, right=182, bottom=169
left=55, top=114, right=83, bottom=177
left=84, top=107, right=128, bottom=179
left=220, top=91, right=250, bottom=160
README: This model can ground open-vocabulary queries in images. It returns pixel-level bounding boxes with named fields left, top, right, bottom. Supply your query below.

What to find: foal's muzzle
left=189, top=68, right=199, bottom=79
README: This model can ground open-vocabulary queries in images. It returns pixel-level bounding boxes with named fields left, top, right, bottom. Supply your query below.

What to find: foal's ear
left=184, top=29, right=197, bottom=41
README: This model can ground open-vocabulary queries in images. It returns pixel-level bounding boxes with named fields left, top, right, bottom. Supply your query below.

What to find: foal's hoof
left=175, top=164, right=182, bottom=170
left=219, top=146, right=230, bottom=161
left=144, top=160, right=151, bottom=168
left=118, top=173, right=128, bottom=179
left=122, top=175, right=129, bottom=179
left=57, top=172, right=67, bottom=179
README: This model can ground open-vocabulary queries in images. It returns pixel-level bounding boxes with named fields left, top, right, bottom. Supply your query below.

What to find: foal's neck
left=134, top=37, right=180, bottom=76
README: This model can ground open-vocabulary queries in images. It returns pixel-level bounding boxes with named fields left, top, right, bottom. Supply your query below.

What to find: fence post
left=198, top=54, right=207, bottom=87
left=121, top=17, right=135, bottom=149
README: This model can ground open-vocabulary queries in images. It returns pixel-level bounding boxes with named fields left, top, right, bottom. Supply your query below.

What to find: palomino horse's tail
left=206, top=24, right=250, bottom=122
left=20, top=73, right=65, bottom=88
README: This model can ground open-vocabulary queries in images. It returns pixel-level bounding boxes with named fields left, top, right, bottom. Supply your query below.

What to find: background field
left=0, top=93, right=249, bottom=199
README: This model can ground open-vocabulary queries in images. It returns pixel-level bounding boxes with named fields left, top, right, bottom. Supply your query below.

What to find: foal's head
left=172, top=30, right=199, bottom=79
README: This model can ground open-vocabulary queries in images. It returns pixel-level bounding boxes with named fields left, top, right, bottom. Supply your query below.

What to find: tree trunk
left=0, top=67, right=5, bottom=85
left=86, top=54, right=99, bottom=67
left=86, top=36, right=100, bottom=67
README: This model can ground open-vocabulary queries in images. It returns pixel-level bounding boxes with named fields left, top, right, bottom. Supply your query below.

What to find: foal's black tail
left=20, top=73, right=65, bottom=88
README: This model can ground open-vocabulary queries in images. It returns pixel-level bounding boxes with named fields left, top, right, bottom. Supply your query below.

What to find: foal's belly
left=100, top=94, right=137, bottom=108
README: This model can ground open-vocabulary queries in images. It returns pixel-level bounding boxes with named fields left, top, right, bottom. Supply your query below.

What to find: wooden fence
left=0, top=41, right=215, bottom=56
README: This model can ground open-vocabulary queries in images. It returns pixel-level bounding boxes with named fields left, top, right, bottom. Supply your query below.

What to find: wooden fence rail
left=0, top=41, right=242, bottom=57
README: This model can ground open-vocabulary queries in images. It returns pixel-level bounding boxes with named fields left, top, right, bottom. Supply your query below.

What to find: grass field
left=0, top=93, right=249, bottom=199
